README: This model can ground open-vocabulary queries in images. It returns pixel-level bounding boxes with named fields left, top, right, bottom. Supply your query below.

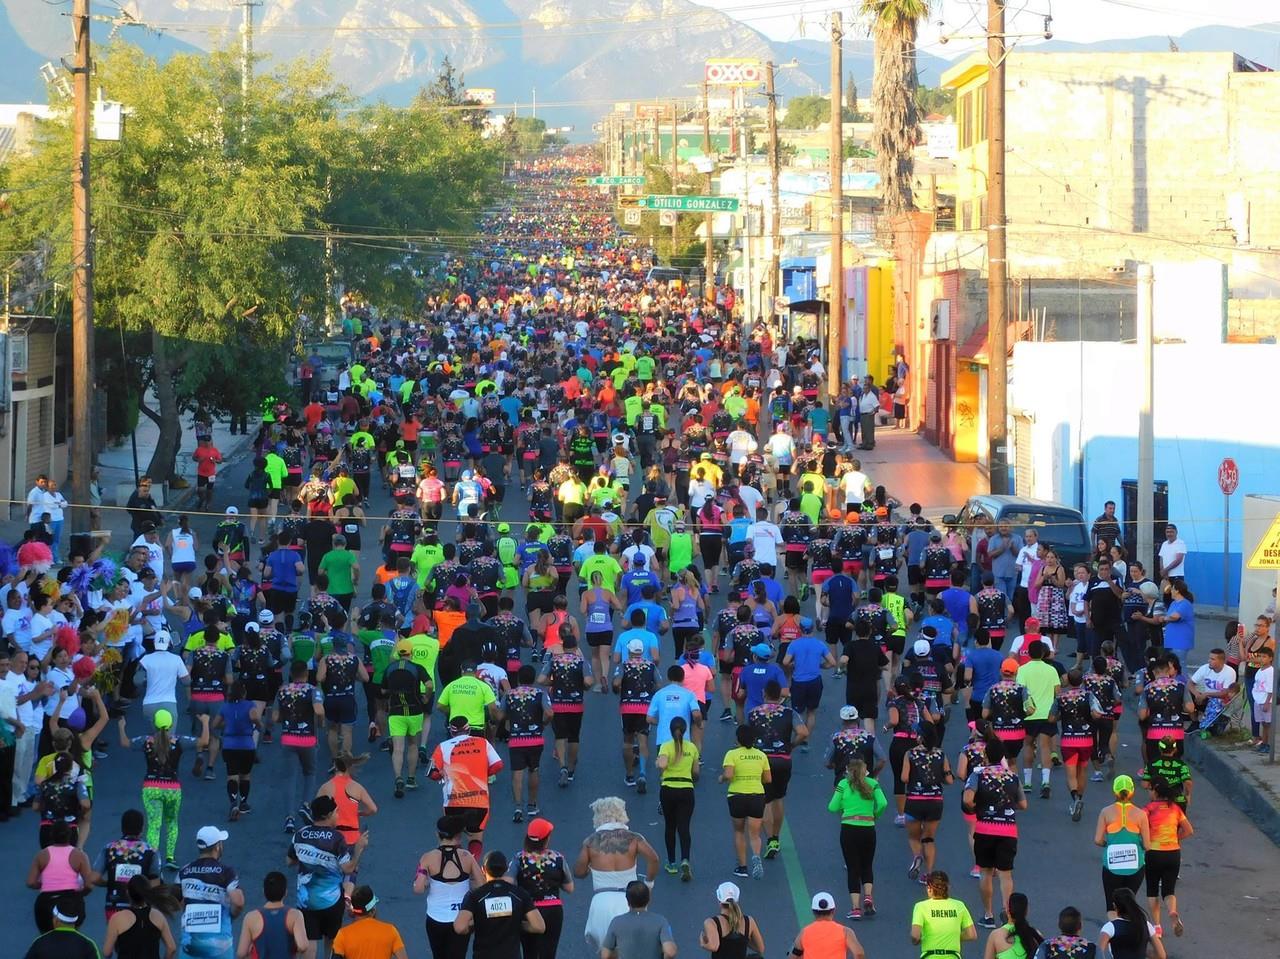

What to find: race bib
left=589, top=611, right=608, bottom=626
left=183, top=903, right=223, bottom=932
left=1105, top=843, right=1140, bottom=871
left=483, top=895, right=514, bottom=918
left=114, top=863, right=142, bottom=883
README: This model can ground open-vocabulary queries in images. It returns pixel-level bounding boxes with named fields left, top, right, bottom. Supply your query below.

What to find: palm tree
left=860, top=0, right=931, bottom=218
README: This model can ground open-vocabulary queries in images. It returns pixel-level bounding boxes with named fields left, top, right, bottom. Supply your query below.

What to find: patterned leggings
left=141, top=785, right=182, bottom=861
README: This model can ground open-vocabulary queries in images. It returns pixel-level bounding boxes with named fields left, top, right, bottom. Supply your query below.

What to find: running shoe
left=261, top=730, right=273, bottom=744
left=406, top=776, right=418, bottom=791
left=636, top=776, right=647, bottom=795
left=1022, top=781, right=1032, bottom=793
left=1070, top=798, right=1083, bottom=822
left=394, top=779, right=405, bottom=799
left=92, top=747, right=108, bottom=760
left=558, top=767, right=570, bottom=788
left=894, top=814, right=906, bottom=827
left=1040, top=783, right=1051, bottom=799
left=847, top=908, right=862, bottom=921
left=567, top=769, right=575, bottom=782
left=908, top=855, right=923, bottom=881
left=513, top=808, right=524, bottom=823
left=719, top=708, right=734, bottom=723
left=192, top=758, right=205, bottom=779
left=526, top=804, right=539, bottom=816
left=969, top=865, right=981, bottom=879
left=229, top=800, right=240, bottom=822
left=1089, top=770, right=1106, bottom=782
left=379, top=739, right=392, bottom=754
left=238, top=801, right=252, bottom=815
left=680, top=861, right=692, bottom=882
left=664, top=861, right=679, bottom=875
left=299, top=802, right=313, bottom=824
left=798, top=743, right=810, bottom=754
left=732, top=865, right=749, bottom=879
left=624, top=775, right=637, bottom=788
left=750, top=855, right=764, bottom=880
left=978, top=915, right=998, bottom=929
left=1051, top=751, right=1062, bottom=767
left=419, top=745, right=430, bottom=764
left=765, top=837, right=780, bottom=859
left=1171, top=913, right=1184, bottom=937
left=163, top=859, right=178, bottom=873
left=367, top=723, right=378, bottom=743
left=204, top=768, right=216, bottom=782
left=283, top=816, right=296, bottom=834
left=918, top=873, right=929, bottom=885
left=862, top=896, right=875, bottom=917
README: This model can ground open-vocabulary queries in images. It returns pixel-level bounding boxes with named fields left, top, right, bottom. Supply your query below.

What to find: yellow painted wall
left=954, top=362, right=981, bottom=462
left=941, top=54, right=989, bottom=231
left=866, top=263, right=896, bottom=382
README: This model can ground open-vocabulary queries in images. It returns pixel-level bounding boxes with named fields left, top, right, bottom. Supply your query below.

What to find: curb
left=1183, top=733, right=1280, bottom=847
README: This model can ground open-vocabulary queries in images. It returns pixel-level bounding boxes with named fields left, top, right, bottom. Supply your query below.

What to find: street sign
left=638, top=195, right=740, bottom=212
left=623, top=209, right=642, bottom=226
left=659, top=210, right=677, bottom=227
left=1218, top=457, right=1239, bottom=495
left=589, top=175, right=646, bottom=186
left=1246, top=513, right=1280, bottom=569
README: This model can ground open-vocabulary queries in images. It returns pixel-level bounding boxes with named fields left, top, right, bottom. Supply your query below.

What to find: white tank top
left=425, top=846, right=471, bottom=922
left=171, top=531, right=197, bottom=565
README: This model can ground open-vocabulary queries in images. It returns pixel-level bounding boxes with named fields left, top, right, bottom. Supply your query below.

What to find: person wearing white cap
left=788, top=891, right=866, bottom=959
left=23, top=892, right=99, bottom=959
left=700, top=881, right=766, bottom=956
left=178, top=825, right=244, bottom=959
left=137, top=630, right=190, bottom=728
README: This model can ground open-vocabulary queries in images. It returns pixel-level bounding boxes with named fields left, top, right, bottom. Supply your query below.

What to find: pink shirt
left=679, top=661, right=715, bottom=703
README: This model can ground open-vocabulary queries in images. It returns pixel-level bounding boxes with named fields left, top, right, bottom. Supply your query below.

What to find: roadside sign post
left=589, top=175, right=646, bottom=186
left=638, top=194, right=740, bottom=213
left=1218, top=457, right=1239, bottom=611
left=1244, top=508, right=1280, bottom=763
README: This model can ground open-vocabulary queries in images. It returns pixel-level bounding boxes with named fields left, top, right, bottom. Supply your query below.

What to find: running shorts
left=585, top=631, right=613, bottom=649
left=388, top=713, right=425, bottom=738
left=621, top=714, right=648, bottom=736
left=1062, top=744, right=1093, bottom=767
left=509, top=745, right=544, bottom=772
left=726, top=793, right=766, bottom=820
left=444, top=805, right=489, bottom=833
left=302, top=900, right=345, bottom=942
left=974, top=834, right=1018, bottom=872
left=790, top=678, right=823, bottom=714
left=552, top=713, right=583, bottom=743
left=324, top=695, right=357, bottom=726
left=764, top=758, right=792, bottom=802
left=904, top=798, right=944, bottom=822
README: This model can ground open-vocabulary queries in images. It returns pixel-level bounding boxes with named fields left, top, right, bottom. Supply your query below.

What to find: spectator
left=1091, top=501, right=1121, bottom=551
left=1156, top=525, right=1187, bottom=580
left=125, top=477, right=162, bottom=540
left=601, top=880, right=676, bottom=959
left=1161, top=579, right=1195, bottom=655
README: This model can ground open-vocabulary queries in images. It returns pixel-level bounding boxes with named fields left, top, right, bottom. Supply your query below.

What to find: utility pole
left=652, top=113, right=660, bottom=161
left=235, top=0, right=260, bottom=106
left=766, top=61, right=782, bottom=306
left=703, top=81, right=714, bottom=305
left=1137, top=263, right=1154, bottom=575
left=70, top=0, right=93, bottom=531
left=827, top=11, right=843, bottom=400
left=986, top=0, right=1011, bottom=493
left=670, top=101, right=679, bottom=251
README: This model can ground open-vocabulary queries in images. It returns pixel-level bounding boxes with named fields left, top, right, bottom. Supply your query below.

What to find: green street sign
left=638, top=194, right=740, bottom=212
left=589, top=175, right=646, bottom=186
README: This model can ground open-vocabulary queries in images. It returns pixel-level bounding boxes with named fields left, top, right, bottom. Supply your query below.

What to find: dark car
left=943, top=495, right=1091, bottom=569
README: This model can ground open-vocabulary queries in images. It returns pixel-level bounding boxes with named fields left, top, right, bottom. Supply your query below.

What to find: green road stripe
left=778, top=820, right=812, bottom=929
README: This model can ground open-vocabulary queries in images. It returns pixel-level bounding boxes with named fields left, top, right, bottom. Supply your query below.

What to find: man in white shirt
left=726, top=426, right=757, bottom=468
left=856, top=377, right=880, bottom=450
left=841, top=459, right=871, bottom=509
left=138, top=631, right=190, bottom=725
left=9, top=651, right=46, bottom=803
left=1157, top=524, right=1188, bottom=580
left=1189, top=648, right=1238, bottom=712
left=1013, top=529, right=1042, bottom=632
left=131, top=525, right=166, bottom=581
left=24, top=475, right=50, bottom=525
left=747, top=508, right=784, bottom=570
left=736, top=482, right=764, bottom=519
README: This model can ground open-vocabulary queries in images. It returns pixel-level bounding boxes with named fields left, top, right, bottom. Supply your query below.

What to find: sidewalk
left=1185, top=732, right=1280, bottom=846
left=853, top=425, right=985, bottom=514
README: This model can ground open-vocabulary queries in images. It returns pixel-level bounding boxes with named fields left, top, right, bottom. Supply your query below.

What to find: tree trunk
left=872, top=18, right=921, bottom=219
left=140, top=330, right=183, bottom=485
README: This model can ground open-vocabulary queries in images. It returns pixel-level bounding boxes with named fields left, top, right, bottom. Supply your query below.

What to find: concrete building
left=894, top=50, right=1280, bottom=466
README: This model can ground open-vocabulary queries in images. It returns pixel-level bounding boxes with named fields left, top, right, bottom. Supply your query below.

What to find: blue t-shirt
left=265, top=549, right=300, bottom=593
left=290, top=825, right=350, bottom=909
left=904, top=529, right=931, bottom=566
left=728, top=518, right=752, bottom=544
left=739, top=662, right=786, bottom=712
left=621, top=569, right=661, bottom=605
left=921, top=614, right=956, bottom=648
left=219, top=700, right=257, bottom=751
left=822, top=574, right=858, bottom=620
left=615, top=628, right=660, bottom=663
left=1163, top=598, right=1195, bottom=651
left=647, top=684, right=698, bottom=746
left=939, top=587, right=971, bottom=632
left=624, top=600, right=668, bottom=634
left=808, top=407, right=830, bottom=435
left=786, top=636, right=828, bottom=682
left=499, top=395, right=523, bottom=426
left=964, top=646, right=1005, bottom=701
left=753, top=577, right=785, bottom=607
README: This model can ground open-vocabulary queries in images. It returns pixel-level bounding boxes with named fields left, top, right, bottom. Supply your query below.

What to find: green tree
left=916, top=85, right=956, bottom=118
left=783, top=94, right=830, bottom=129
left=504, top=117, right=567, bottom=157
left=845, top=74, right=864, bottom=121
left=414, top=56, right=487, bottom=132
left=860, top=0, right=931, bottom=218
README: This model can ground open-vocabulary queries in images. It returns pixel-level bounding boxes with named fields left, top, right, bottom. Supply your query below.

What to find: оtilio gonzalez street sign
left=638, top=195, right=740, bottom=212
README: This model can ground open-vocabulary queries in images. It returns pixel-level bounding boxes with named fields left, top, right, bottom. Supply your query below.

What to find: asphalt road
left=6, top=444, right=1279, bottom=959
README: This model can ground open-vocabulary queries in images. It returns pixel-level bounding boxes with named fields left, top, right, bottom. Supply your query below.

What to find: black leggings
left=522, top=904, right=564, bottom=959
left=659, top=785, right=696, bottom=861
left=839, top=824, right=877, bottom=893
left=889, top=737, right=915, bottom=796
left=672, top=627, right=700, bottom=660
left=425, top=916, right=470, bottom=959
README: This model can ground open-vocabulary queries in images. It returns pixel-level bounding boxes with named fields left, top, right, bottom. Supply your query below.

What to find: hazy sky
left=700, top=0, right=1280, bottom=53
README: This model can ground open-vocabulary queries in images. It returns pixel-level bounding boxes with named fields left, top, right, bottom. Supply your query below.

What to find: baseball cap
left=751, top=642, right=772, bottom=659
left=526, top=818, right=555, bottom=842
left=153, top=708, right=174, bottom=730
left=913, top=639, right=930, bottom=657
left=257, top=609, right=275, bottom=624
left=497, top=522, right=511, bottom=533
left=1024, top=616, right=1040, bottom=631
left=196, top=826, right=229, bottom=848
left=1001, top=657, right=1020, bottom=675
left=395, top=639, right=413, bottom=657
left=632, top=553, right=646, bottom=566
left=225, top=506, right=239, bottom=515
left=1113, top=774, right=1135, bottom=797
left=244, top=622, right=261, bottom=634
left=811, top=892, right=837, bottom=912
left=51, top=897, right=85, bottom=925
left=799, top=616, right=814, bottom=631
left=152, top=631, right=172, bottom=652
left=627, top=638, right=644, bottom=654
left=715, top=881, right=741, bottom=904
left=187, top=587, right=203, bottom=601
left=839, top=705, right=859, bottom=721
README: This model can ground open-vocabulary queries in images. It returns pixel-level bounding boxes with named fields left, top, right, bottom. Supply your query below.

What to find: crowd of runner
left=5, top=151, right=1228, bottom=959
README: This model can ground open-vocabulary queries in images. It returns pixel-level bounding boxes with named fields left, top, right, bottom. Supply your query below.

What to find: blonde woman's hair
left=721, top=894, right=744, bottom=933
left=590, top=796, right=629, bottom=829
left=846, top=759, right=873, bottom=800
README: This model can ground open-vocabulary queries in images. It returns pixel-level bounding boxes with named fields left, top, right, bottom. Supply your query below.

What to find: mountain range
left=2, top=1, right=1278, bottom=135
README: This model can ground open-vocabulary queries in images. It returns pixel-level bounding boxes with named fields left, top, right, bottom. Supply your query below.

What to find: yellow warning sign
left=1247, top=513, right=1280, bottom=569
